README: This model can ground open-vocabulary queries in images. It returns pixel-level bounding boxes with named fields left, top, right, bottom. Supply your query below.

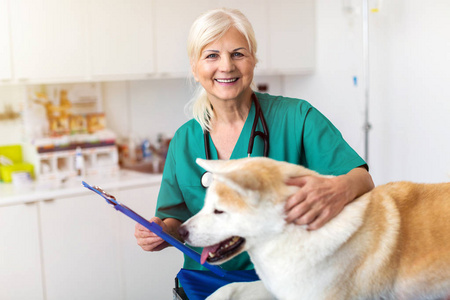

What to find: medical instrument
left=201, top=94, right=269, bottom=188
left=82, top=181, right=226, bottom=277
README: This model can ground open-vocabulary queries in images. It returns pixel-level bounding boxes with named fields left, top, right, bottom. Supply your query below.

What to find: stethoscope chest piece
left=201, top=171, right=213, bottom=188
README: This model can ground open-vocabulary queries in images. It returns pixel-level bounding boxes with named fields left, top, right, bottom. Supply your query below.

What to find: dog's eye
left=214, top=209, right=224, bottom=214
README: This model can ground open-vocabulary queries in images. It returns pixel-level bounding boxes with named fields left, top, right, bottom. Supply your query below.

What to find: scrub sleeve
left=155, top=92, right=367, bottom=272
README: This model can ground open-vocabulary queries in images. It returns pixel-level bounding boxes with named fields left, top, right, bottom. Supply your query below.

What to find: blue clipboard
left=82, top=181, right=226, bottom=277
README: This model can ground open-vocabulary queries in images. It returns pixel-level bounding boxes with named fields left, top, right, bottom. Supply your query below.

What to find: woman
left=135, top=8, right=374, bottom=273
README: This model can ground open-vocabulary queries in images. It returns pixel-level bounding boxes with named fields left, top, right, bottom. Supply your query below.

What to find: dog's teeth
left=209, top=252, right=215, bottom=258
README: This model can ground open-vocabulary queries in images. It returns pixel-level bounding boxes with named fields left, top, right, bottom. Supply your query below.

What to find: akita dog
left=179, top=157, right=450, bottom=300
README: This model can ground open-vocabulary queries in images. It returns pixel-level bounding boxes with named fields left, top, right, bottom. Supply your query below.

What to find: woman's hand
left=284, top=167, right=374, bottom=230
left=134, top=217, right=182, bottom=252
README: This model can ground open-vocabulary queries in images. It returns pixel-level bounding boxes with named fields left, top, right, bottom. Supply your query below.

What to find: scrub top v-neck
left=155, top=92, right=367, bottom=271
left=206, top=100, right=265, bottom=160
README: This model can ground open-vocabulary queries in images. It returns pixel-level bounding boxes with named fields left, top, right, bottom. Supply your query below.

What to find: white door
left=89, top=0, right=155, bottom=78
left=38, top=194, right=123, bottom=300
left=0, top=0, right=12, bottom=81
left=0, top=203, right=44, bottom=300
left=9, top=0, right=88, bottom=81
left=117, top=184, right=184, bottom=300
left=153, top=0, right=215, bottom=76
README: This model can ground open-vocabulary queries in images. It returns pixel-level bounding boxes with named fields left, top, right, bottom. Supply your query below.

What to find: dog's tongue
left=201, top=244, right=221, bottom=264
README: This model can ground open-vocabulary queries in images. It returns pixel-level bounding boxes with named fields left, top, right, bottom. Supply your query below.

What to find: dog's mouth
left=201, top=236, right=246, bottom=265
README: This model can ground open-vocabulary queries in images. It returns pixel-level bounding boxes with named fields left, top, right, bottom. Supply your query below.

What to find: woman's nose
left=218, top=56, right=235, bottom=72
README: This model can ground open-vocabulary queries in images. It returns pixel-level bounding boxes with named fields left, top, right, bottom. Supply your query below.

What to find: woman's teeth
left=216, top=78, right=238, bottom=83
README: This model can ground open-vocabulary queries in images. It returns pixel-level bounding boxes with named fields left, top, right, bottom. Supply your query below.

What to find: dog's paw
left=206, top=281, right=275, bottom=300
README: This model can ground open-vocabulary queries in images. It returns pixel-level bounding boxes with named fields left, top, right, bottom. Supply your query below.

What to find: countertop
left=0, top=170, right=162, bottom=207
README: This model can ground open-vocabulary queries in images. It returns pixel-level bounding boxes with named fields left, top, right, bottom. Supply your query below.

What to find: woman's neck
left=209, top=90, right=253, bottom=127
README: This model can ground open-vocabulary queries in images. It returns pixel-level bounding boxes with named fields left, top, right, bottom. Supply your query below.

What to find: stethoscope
left=200, top=94, right=269, bottom=188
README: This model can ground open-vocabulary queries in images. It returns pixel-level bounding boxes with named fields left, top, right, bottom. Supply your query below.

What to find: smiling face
left=191, top=27, right=256, bottom=104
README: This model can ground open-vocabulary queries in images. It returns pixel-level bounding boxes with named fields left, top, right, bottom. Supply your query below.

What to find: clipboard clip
left=82, top=182, right=118, bottom=205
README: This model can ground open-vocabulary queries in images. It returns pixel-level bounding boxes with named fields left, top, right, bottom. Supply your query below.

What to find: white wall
left=0, top=85, right=26, bottom=145
left=284, top=0, right=450, bottom=184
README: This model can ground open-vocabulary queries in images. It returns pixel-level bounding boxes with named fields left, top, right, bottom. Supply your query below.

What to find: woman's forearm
left=338, top=167, right=375, bottom=205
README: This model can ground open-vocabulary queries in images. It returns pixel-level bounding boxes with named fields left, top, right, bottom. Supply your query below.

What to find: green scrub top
left=155, top=92, right=367, bottom=271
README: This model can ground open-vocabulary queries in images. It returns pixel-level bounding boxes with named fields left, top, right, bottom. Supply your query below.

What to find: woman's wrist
left=337, top=167, right=374, bottom=204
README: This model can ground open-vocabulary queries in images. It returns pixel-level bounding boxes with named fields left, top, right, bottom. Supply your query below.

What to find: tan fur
left=215, top=182, right=249, bottom=210
left=224, top=160, right=284, bottom=193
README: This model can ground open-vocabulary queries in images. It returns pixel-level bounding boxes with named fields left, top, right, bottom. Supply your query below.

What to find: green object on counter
left=0, top=145, right=34, bottom=182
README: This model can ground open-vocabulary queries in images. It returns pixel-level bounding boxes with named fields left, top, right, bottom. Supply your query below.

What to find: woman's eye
left=214, top=209, right=224, bottom=214
left=232, top=52, right=244, bottom=58
left=206, top=53, right=218, bottom=59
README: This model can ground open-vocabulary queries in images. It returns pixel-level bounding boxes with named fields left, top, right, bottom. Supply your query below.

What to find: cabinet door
left=9, top=0, right=88, bottom=82
left=0, top=203, right=44, bottom=300
left=89, top=0, right=155, bottom=78
left=0, top=0, right=12, bottom=81
left=117, top=184, right=184, bottom=300
left=153, top=0, right=215, bottom=75
left=268, top=0, right=315, bottom=73
left=39, top=194, right=123, bottom=300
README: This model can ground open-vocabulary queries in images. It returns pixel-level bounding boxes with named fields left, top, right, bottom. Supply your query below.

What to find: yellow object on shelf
left=0, top=145, right=35, bottom=182
left=0, top=163, right=34, bottom=183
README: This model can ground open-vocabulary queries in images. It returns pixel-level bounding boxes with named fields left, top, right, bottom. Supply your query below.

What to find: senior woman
left=135, top=7, right=374, bottom=275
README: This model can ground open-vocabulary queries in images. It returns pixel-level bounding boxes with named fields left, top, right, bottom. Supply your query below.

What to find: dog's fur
left=179, top=157, right=450, bottom=300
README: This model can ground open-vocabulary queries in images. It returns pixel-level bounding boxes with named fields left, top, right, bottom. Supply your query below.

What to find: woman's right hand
left=135, top=217, right=169, bottom=252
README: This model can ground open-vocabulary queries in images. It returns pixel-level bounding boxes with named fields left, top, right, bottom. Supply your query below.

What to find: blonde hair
left=185, top=8, right=258, bottom=131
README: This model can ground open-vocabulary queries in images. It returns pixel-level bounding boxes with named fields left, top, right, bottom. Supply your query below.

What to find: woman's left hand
left=284, top=167, right=374, bottom=230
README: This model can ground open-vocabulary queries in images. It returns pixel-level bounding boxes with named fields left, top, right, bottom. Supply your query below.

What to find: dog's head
left=179, top=157, right=319, bottom=265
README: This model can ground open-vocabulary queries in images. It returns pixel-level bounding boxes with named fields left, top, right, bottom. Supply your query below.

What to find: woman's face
left=192, top=27, right=256, bottom=104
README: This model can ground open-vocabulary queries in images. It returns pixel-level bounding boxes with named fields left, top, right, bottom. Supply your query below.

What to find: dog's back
left=339, top=181, right=450, bottom=299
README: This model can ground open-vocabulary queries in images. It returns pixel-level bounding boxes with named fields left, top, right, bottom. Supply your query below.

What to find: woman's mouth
left=215, top=78, right=239, bottom=84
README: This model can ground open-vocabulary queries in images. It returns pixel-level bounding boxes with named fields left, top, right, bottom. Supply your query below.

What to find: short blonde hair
left=185, top=8, right=258, bottom=131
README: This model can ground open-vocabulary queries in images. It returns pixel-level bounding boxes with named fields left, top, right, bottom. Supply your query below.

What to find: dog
left=178, top=157, right=450, bottom=300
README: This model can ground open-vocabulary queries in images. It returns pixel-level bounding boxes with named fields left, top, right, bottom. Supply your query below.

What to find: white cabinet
left=38, top=193, right=123, bottom=300
left=89, top=0, right=155, bottom=78
left=117, top=184, right=184, bottom=300
left=9, top=0, right=88, bottom=82
left=0, top=203, right=44, bottom=300
left=153, top=0, right=215, bottom=76
left=268, top=0, right=315, bottom=74
left=0, top=0, right=12, bottom=81
left=3, top=0, right=315, bottom=84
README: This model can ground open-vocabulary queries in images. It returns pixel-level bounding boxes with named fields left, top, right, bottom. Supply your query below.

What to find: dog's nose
left=178, top=225, right=189, bottom=241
